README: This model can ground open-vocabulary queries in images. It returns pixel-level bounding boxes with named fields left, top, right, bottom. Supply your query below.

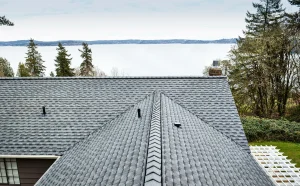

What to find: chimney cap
left=213, top=60, right=219, bottom=67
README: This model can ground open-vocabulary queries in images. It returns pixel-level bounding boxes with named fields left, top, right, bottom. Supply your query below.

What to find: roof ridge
left=63, top=93, right=154, bottom=154
left=144, top=91, right=162, bottom=186
left=160, top=92, right=250, bottom=153
left=0, top=76, right=227, bottom=80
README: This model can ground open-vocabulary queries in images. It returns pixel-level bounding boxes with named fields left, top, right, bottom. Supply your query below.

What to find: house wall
left=1, top=159, right=55, bottom=186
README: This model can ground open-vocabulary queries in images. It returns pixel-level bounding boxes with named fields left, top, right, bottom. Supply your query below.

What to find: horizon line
left=0, top=38, right=237, bottom=42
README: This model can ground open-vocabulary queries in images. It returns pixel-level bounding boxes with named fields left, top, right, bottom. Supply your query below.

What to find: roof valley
left=144, top=91, right=162, bottom=186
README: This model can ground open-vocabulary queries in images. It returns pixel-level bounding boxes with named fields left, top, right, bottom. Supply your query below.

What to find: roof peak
left=0, top=76, right=227, bottom=80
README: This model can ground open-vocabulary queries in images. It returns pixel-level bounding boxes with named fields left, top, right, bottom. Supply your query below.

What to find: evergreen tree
left=0, top=16, right=14, bottom=26
left=245, top=0, right=285, bottom=36
left=288, top=0, right=300, bottom=6
left=50, top=71, right=55, bottom=77
left=25, top=38, right=46, bottom=77
left=228, top=0, right=298, bottom=117
left=0, top=57, right=14, bottom=77
left=55, top=42, right=74, bottom=77
left=17, top=62, right=30, bottom=77
left=79, top=42, right=94, bottom=76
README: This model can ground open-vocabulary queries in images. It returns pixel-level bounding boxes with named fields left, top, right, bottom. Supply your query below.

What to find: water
left=0, top=44, right=234, bottom=76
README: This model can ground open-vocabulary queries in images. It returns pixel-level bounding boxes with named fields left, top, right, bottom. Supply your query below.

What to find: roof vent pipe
left=42, top=106, right=46, bottom=116
left=137, top=109, right=141, bottom=118
left=174, top=122, right=181, bottom=128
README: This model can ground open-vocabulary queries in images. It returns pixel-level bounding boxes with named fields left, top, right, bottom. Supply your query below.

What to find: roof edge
left=0, top=155, right=60, bottom=159
left=0, top=76, right=227, bottom=80
left=35, top=157, right=61, bottom=185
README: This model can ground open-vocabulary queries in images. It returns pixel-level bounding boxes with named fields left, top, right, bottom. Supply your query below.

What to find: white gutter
left=0, top=155, right=60, bottom=159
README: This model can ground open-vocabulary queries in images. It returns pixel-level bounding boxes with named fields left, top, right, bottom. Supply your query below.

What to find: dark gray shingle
left=0, top=77, right=248, bottom=155
left=161, top=93, right=274, bottom=186
left=36, top=94, right=154, bottom=186
left=36, top=91, right=275, bottom=186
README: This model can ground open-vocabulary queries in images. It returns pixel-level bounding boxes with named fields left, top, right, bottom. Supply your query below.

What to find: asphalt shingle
left=36, top=94, right=154, bottom=186
left=160, top=93, right=275, bottom=186
left=36, top=91, right=275, bottom=186
left=0, top=77, right=248, bottom=155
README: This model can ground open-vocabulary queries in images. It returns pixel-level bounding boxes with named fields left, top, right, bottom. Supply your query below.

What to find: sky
left=0, top=0, right=296, bottom=41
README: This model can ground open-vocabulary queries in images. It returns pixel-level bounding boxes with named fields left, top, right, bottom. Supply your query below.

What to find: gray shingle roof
left=36, top=94, right=154, bottom=186
left=36, top=91, right=275, bottom=186
left=0, top=77, right=249, bottom=155
left=160, top=93, right=274, bottom=186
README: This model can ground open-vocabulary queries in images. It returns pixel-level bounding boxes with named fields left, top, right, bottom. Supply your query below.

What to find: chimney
left=209, top=60, right=222, bottom=76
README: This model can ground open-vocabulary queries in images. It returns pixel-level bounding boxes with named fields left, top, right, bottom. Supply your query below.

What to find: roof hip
left=144, top=91, right=162, bottom=186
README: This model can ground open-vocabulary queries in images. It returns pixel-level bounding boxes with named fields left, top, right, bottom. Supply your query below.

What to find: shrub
left=286, top=105, right=300, bottom=123
left=242, top=116, right=300, bottom=142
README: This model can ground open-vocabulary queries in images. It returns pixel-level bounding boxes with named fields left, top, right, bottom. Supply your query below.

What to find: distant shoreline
left=0, top=39, right=237, bottom=46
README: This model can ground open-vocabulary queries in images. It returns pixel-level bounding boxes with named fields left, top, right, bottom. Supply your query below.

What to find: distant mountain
left=0, top=39, right=237, bottom=46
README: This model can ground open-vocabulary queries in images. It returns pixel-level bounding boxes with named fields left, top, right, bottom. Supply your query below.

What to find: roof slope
left=36, top=92, right=274, bottom=186
left=160, top=94, right=274, bottom=186
left=0, top=77, right=248, bottom=155
left=36, top=94, right=154, bottom=186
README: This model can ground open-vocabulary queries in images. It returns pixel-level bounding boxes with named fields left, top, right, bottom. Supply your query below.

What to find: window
left=0, top=158, right=20, bottom=185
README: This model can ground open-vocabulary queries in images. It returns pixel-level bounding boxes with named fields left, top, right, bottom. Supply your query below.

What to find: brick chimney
left=209, top=60, right=222, bottom=76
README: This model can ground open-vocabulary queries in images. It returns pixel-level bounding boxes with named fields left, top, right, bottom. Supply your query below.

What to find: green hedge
left=286, top=105, right=300, bottom=123
left=242, top=117, right=300, bottom=142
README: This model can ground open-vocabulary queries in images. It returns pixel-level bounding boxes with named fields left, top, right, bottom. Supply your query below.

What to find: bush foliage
left=242, top=117, right=300, bottom=142
left=286, top=105, right=300, bottom=123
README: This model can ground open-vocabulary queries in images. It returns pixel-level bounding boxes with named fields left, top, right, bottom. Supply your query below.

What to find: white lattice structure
left=250, top=146, right=300, bottom=186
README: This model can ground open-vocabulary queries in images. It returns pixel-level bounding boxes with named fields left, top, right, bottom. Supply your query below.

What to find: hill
left=0, top=39, right=237, bottom=46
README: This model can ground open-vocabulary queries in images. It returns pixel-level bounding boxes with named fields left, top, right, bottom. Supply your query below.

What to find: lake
left=0, top=44, right=234, bottom=76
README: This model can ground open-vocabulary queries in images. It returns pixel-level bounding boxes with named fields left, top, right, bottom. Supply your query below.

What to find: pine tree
left=25, top=38, right=46, bottom=77
left=229, top=0, right=298, bottom=117
left=288, top=0, right=300, bottom=6
left=0, top=57, right=14, bottom=77
left=17, top=62, right=30, bottom=77
left=50, top=71, right=55, bottom=77
left=245, top=0, right=285, bottom=36
left=0, top=16, right=14, bottom=26
left=79, top=42, right=94, bottom=76
left=55, top=42, right=74, bottom=77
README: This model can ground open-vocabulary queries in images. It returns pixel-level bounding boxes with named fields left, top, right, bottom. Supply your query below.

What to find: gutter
left=0, top=155, right=60, bottom=159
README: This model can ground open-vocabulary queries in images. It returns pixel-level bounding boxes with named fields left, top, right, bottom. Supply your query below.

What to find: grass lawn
left=249, top=141, right=300, bottom=167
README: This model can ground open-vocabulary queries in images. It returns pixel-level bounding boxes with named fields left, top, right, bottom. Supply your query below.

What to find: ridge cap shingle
left=144, top=91, right=162, bottom=186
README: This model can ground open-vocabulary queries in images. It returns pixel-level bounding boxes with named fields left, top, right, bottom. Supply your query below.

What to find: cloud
left=0, top=0, right=255, bottom=17
left=0, top=0, right=296, bottom=41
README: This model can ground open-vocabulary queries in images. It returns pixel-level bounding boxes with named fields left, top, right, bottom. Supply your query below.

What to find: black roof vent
left=174, top=122, right=181, bottom=128
left=42, top=106, right=46, bottom=116
left=137, top=109, right=141, bottom=118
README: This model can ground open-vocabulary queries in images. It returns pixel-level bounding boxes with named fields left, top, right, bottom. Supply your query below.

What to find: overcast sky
left=0, top=0, right=296, bottom=41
